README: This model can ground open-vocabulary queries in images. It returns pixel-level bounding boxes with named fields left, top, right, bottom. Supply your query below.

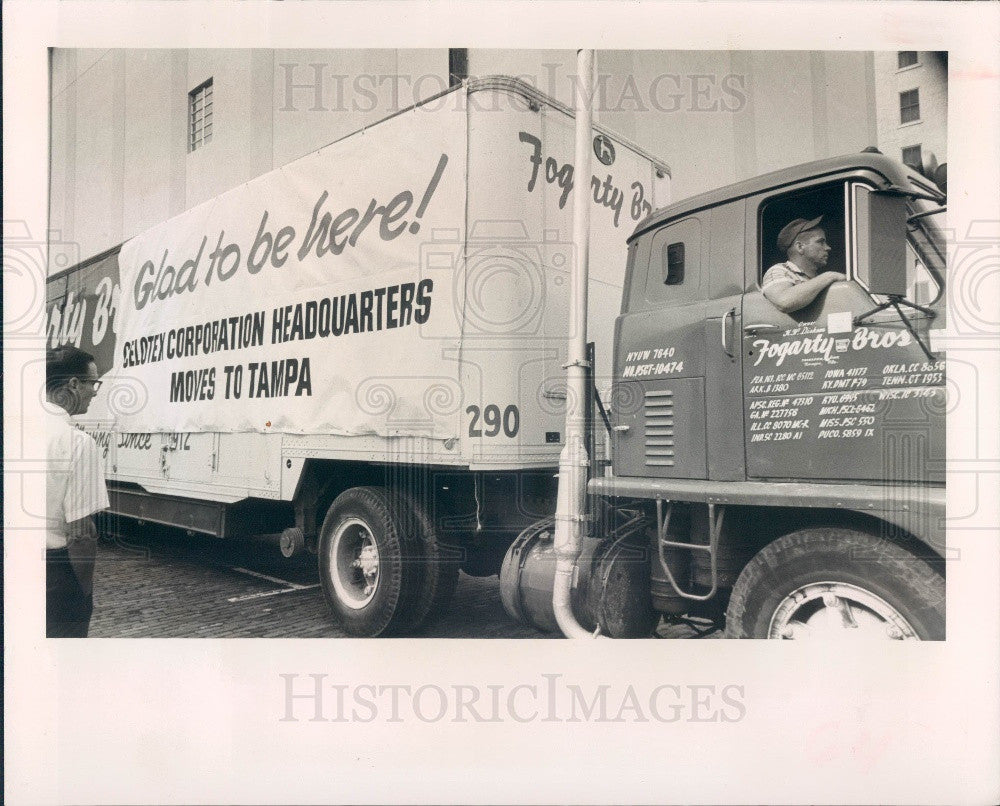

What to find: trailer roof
left=321, top=75, right=672, bottom=177
left=629, top=151, right=931, bottom=242
left=466, top=76, right=672, bottom=177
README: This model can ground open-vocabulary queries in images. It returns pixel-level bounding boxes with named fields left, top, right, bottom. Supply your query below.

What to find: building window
left=898, top=51, right=919, bottom=69
left=189, top=79, right=213, bottom=152
left=899, top=89, right=920, bottom=124
left=902, top=145, right=922, bottom=168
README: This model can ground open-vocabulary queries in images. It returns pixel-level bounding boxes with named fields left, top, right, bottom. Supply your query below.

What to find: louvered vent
left=644, top=389, right=675, bottom=466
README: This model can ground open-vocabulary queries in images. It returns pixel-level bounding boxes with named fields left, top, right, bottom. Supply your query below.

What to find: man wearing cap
left=762, top=216, right=844, bottom=314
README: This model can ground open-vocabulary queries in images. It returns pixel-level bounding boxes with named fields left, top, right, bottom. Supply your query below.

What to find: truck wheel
left=391, top=491, right=460, bottom=633
left=725, top=528, right=945, bottom=640
left=318, top=487, right=421, bottom=637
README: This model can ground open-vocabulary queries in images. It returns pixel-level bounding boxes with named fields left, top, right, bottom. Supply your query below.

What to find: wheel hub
left=330, top=518, right=381, bottom=610
left=353, top=543, right=380, bottom=596
left=769, top=582, right=919, bottom=640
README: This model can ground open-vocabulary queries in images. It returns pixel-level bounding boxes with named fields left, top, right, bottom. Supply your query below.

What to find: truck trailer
left=45, top=76, right=671, bottom=637
left=501, top=149, right=948, bottom=641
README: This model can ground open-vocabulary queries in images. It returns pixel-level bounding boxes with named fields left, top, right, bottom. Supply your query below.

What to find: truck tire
left=390, top=491, right=460, bottom=633
left=318, top=487, right=422, bottom=637
left=725, top=528, right=945, bottom=640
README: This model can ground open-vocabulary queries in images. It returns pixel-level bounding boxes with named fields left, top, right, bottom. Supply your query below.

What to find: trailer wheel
left=725, top=528, right=945, bottom=640
left=318, top=487, right=421, bottom=637
left=391, top=491, right=460, bottom=633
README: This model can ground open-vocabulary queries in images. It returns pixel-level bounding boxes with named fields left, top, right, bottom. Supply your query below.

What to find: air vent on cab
left=644, top=389, right=675, bottom=467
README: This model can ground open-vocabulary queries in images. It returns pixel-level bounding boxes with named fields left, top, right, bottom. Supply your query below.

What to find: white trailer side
left=45, top=77, right=670, bottom=635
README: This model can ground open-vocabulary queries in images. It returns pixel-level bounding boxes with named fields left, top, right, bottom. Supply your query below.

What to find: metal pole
left=552, top=48, right=598, bottom=639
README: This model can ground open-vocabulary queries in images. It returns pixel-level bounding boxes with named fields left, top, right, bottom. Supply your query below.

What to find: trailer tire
left=318, top=487, right=422, bottom=637
left=725, top=528, right=945, bottom=640
left=390, top=491, right=460, bottom=633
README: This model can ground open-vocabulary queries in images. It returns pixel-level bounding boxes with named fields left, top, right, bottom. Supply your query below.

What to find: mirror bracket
left=853, top=295, right=937, bottom=361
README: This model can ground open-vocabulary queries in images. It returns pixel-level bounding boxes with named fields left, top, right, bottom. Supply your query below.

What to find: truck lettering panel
left=46, top=251, right=121, bottom=376
left=47, top=82, right=672, bottom=492
left=744, top=319, right=945, bottom=482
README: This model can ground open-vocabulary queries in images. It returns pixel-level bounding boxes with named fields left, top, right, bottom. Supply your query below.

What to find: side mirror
left=933, top=162, right=947, bottom=194
left=857, top=190, right=908, bottom=296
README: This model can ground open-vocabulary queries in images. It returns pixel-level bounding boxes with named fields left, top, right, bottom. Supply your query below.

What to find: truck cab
left=586, top=152, right=947, bottom=639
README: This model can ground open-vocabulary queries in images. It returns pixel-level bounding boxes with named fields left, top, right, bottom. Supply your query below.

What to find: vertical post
left=448, top=49, right=469, bottom=87
left=585, top=341, right=596, bottom=492
left=551, top=48, right=597, bottom=639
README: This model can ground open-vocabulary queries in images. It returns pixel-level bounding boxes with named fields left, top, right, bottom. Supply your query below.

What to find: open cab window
left=759, top=182, right=850, bottom=283
left=757, top=175, right=944, bottom=324
left=756, top=181, right=875, bottom=324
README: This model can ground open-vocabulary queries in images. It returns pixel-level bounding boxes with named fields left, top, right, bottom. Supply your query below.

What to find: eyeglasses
left=78, top=377, right=103, bottom=391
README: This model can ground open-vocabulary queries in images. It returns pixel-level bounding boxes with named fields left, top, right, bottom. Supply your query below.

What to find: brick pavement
left=89, top=525, right=718, bottom=639
left=89, top=527, right=549, bottom=638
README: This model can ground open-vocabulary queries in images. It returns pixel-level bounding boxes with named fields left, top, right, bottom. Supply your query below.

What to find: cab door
left=704, top=201, right=746, bottom=481
left=742, top=178, right=945, bottom=482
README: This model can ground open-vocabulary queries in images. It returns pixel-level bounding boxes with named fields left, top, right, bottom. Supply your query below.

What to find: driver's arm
left=764, top=272, right=844, bottom=314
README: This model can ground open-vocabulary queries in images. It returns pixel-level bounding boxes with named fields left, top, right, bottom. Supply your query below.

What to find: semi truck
left=500, top=148, right=948, bottom=640
left=44, top=76, right=671, bottom=637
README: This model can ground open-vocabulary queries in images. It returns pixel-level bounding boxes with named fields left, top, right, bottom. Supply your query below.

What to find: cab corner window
left=664, top=242, right=685, bottom=285
left=638, top=216, right=702, bottom=309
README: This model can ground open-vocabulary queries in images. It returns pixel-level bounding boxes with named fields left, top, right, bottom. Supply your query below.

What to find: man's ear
left=50, top=382, right=74, bottom=411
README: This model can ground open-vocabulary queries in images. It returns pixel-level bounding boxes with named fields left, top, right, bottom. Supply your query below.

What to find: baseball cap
left=777, top=216, right=823, bottom=252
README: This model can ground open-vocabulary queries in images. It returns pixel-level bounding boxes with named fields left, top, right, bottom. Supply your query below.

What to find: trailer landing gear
left=279, top=527, right=305, bottom=559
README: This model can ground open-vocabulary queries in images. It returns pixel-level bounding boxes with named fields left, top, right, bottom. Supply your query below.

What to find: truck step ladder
left=655, top=498, right=724, bottom=601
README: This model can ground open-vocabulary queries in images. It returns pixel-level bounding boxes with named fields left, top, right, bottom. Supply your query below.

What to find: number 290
left=466, top=404, right=519, bottom=437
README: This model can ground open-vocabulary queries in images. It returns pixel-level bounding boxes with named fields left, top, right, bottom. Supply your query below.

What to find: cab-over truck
left=501, top=150, right=948, bottom=640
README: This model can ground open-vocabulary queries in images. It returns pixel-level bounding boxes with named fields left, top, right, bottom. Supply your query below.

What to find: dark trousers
left=46, top=548, right=93, bottom=637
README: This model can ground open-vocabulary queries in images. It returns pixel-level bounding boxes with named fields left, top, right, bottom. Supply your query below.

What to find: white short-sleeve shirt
left=761, top=261, right=811, bottom=299
left=45, top=402, right=109, bottom=550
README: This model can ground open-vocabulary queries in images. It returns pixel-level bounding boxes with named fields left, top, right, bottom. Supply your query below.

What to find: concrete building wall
left=48, top=48, right=450, bottom=272
left=184, top=50, right=274, bottom=207
left=874, top=51, right=948, bottom=168
left=598, top=50, right=743, bottom=199
left=49, top=49, right=127, bottom=264
left=462, top=49, right=878, bottom=202
left=121, top=50, right=188, bottom=237
left=270, top=49, right=447, bottom=169
left=49, top=48, right=880, bottom=273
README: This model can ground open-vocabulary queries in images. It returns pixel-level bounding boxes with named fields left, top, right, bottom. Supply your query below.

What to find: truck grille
left=644, top=389, right=675, bottom=466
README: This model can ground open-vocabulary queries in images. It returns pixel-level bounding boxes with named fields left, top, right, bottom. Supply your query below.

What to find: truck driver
left=762, top=216, right=844, bottom=313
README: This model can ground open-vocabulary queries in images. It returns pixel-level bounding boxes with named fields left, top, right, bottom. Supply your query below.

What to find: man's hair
left=46, top=346, right=97, bottom=393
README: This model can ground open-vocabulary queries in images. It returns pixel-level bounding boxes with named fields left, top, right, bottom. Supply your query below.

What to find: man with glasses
left=45, top=346, right=109, bottom=637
